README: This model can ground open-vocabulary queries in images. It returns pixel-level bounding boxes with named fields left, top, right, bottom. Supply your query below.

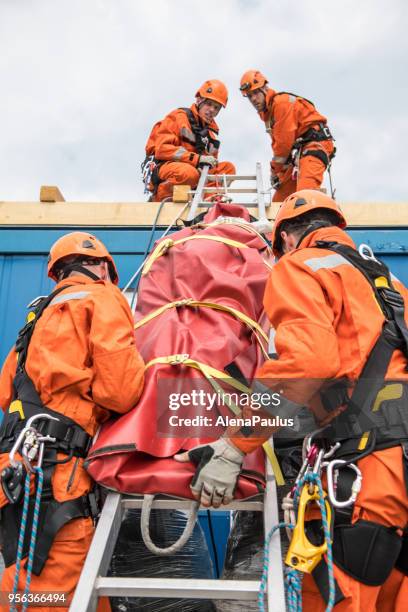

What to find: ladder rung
left=199, top=188, right=261, bottom=194
left=96, top=577, right=261, bottom=600
left=209, top=175, right=256, bottom=180
left=123, top=497, right=263, bottom=511
left=192, top=202, right=260, bottom=208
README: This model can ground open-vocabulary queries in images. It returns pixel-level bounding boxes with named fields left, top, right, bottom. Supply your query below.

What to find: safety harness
left=0, top=286, right=98, bottom=575
left=274, top=92, right=335, bottom=161
left=141, top=107, right=220, bottom=196
left=308, top=241, right=408, bottom=600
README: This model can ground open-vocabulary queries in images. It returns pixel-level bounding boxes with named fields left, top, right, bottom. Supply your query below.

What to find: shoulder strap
left=274, top=91, right=315, bottom=107
left=178, top=107, right=220, bottom=154
left=316, top=241, right=408, bottom=443
left=315, top=241, right=408, bottom=347
left=15, top=285, right=73, bottom=371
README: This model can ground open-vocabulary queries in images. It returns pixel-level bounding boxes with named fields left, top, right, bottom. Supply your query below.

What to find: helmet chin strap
left=60, top=263, right=100, bottom=281
left=295, top=220, right=332, bottom=249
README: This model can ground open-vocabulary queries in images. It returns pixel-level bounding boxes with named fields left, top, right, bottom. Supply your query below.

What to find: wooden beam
left=39, top=186, right=66, bottom=203
left=0, top=201, right=407, bottom=227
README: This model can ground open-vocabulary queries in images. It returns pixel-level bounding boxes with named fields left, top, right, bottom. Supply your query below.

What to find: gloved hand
left=174, top=438, right=245, bottom=508
left=198, top=155, right=217, bottom=168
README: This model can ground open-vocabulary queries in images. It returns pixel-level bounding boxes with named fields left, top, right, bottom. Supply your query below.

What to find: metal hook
left=9, top=413, right=59, bottom=469
left=358, top=243, right=379, bottom=263
left=326, top=459, right=362, bottom=508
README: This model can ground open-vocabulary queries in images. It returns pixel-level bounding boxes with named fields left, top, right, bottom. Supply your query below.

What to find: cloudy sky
left=1, top=0, right=407, bottom=203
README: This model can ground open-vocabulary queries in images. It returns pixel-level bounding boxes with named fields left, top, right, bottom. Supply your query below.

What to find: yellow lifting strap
left=142, top=235, right=249, bottom=276
left=145, top=354, right=287, bottom=484
left=145, top=354, right=252, bottom=395
left=194, top=220, right=273, bottom=253
left=134, top=298, right=269, bottom=359
left=262, top=440, right=285, bottom=486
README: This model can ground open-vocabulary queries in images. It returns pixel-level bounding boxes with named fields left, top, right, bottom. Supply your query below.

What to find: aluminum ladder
left=186, top=161, right=270, bottom=222
left=70, top=458, right=286, bottom=611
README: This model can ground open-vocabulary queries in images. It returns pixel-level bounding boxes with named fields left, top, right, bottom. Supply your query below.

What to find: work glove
left=174, top=438, right=245, bottom=508
left=198, top=155, right=217, bottom=168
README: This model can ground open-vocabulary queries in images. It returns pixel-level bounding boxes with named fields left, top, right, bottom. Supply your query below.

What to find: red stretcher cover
left=86, top=202, right=272, bottom=499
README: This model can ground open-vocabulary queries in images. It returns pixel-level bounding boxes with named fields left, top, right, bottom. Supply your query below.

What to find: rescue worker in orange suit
left=177, top=190, right=408, bottom=611
left=239, top=70, right=335, bottom=202
left=0, top=232, right=145, bottom=611
left=143, top=79, right=236, bottom=201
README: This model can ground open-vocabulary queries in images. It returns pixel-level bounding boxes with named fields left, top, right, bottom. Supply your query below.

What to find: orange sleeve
left=154, top=111, right=200, bottom=166
left=270, top=95, right=298, bottom=178
left=259, top=257, right=341, bottom=380
left=89, top=286, right=145, bottom=414
left=230, top=255, right=341, bottom=453
left=0, top=348, right=17, bottom=413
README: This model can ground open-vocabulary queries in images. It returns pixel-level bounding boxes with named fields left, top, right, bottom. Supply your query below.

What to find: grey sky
left=1, top=0, right=407, bottom=203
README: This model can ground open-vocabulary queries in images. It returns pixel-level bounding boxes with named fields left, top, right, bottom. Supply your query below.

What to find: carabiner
left=9, top=413, right=59, bottom=470
left=326, top=459, right=362, bottom=508
left=358, top=243, right=380, bottom=264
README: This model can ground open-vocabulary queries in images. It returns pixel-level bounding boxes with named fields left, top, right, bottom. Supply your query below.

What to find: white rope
left=140, top=494, right=199, bottom=556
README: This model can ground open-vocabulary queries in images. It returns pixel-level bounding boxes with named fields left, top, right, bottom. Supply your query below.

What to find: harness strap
left=30, top=493, right=97, bottom=575
left=301, top=148, right=331, bottom=168
left=0, top=371, right=92, bottom=459
left=314, top=242, right=408, bottom=450
left=15, top=285, right=71, bottom=370
left=179, top=107, right=220, bottom=154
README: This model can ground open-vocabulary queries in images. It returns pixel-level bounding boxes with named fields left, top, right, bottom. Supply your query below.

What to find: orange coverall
left=230, top=226, right=408, bottom=611
left=0, top=277, right=145, bottom=611
left=259, top=89, right=335, bottom=201
left=151, top=104, right=235, bottom=200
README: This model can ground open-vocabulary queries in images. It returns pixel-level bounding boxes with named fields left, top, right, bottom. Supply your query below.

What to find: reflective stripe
left=268, top=327, right=277, bottom=355
left=173, top=147, right=187, bottom=161
left=304, top=254, right=352, bottom=272
left=272, top=155, right=287, bottom=164
left=180, top=127, right=196, bottom=144
left=49, top=291, right=90, bottom=306
left=288, top=94, right=296, bottom=103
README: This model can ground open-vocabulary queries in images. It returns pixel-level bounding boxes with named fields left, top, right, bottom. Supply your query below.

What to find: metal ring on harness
left=140, top=494, right=199, bottom=556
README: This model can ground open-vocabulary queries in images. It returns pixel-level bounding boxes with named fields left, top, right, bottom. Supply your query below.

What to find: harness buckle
left=322, top=125, right=332, bottom=139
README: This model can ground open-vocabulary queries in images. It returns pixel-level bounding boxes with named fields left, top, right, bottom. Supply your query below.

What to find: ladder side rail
left=264, top=445, right=286, bottom=611
left=70, top=492, right=124, bottom=612
left=186, top=165, right=210, bottom=221
left=256, top=162, right=268, bottom=220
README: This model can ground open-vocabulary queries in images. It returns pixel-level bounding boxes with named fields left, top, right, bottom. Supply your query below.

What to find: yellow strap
left=142, top=235, right=249, bottom=276
left=145, top=354, right=252, bottom=394
left=262, top=440, right=285, bottom=486
left=9, top=399, right=25, bottom=420
left=135, top=298, right=268, bottom=347
left=358, top=383, right=404, bottom=450
left=195, top=220, right=273, bottom=254
left=201, top=374, right=242, bottom=417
